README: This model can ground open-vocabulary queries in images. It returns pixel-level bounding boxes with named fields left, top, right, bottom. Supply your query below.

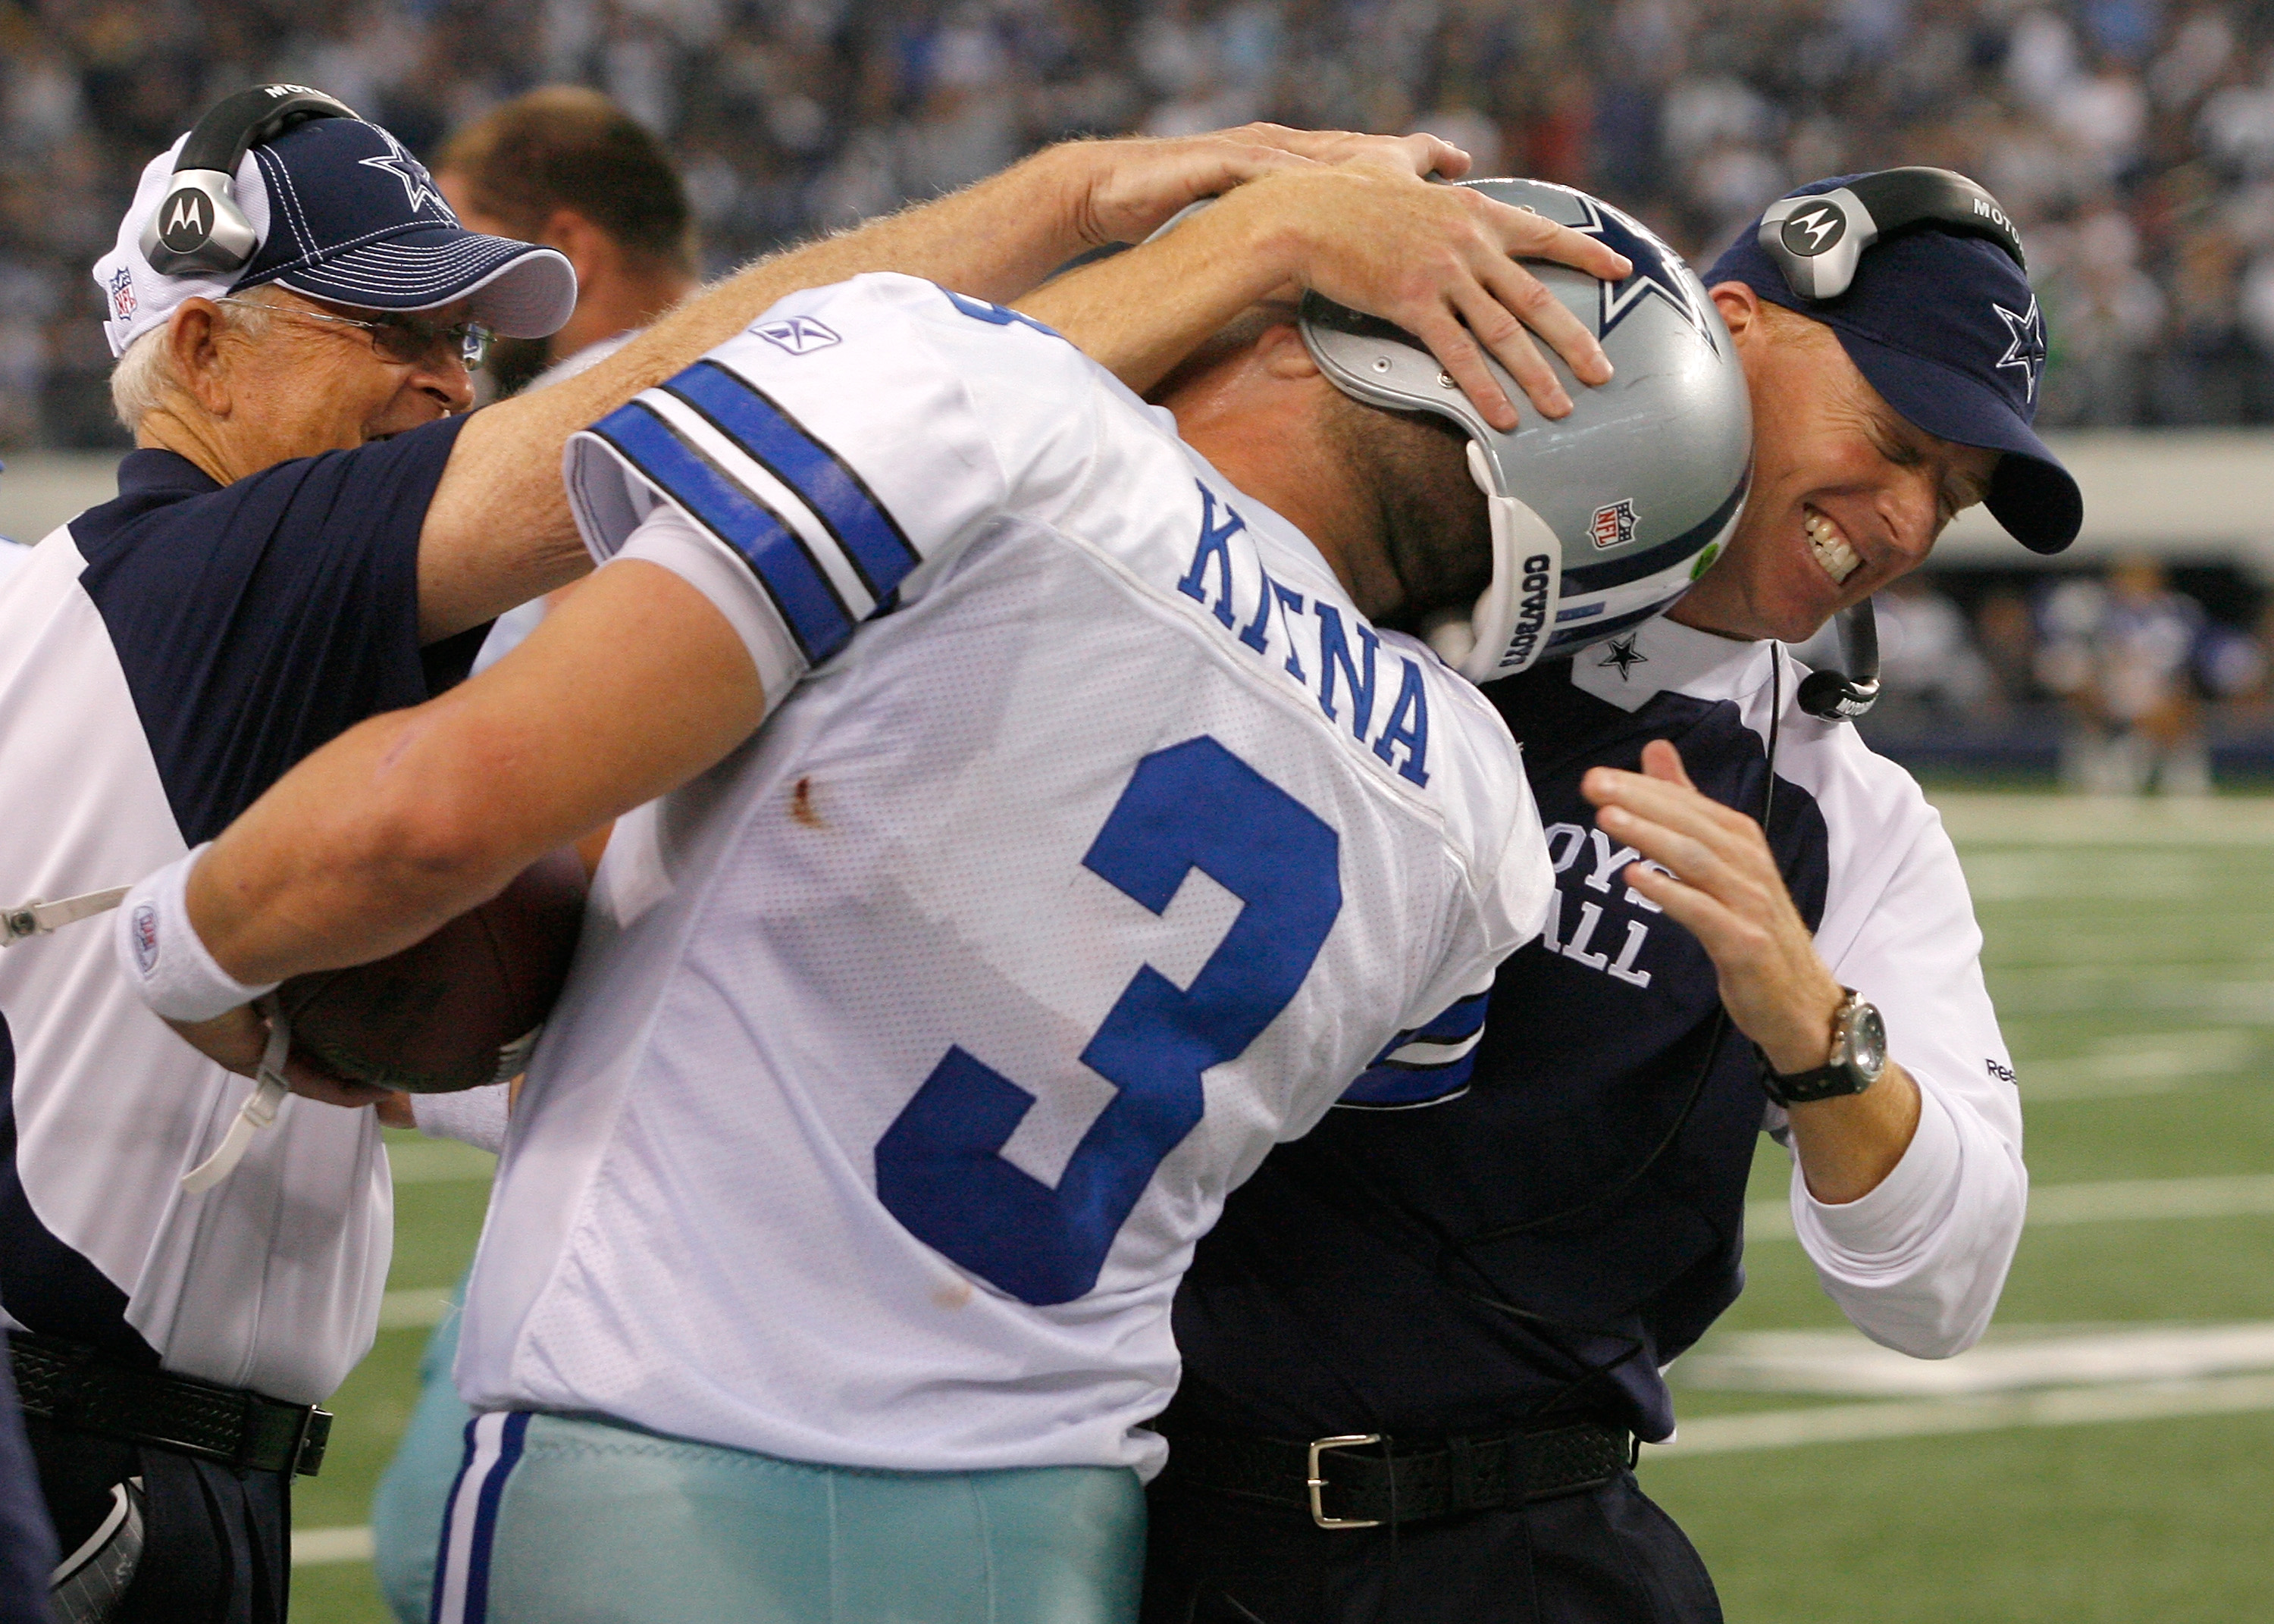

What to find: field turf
left=288, top=792, right=2274, bottom=1621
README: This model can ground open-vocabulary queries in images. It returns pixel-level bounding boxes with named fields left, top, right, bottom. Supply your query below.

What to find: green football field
left=287, top=791, right=2274, bottom=1622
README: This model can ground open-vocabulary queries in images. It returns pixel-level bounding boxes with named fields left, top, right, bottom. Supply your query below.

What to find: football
left=274, top=848, right=589, bottom=1093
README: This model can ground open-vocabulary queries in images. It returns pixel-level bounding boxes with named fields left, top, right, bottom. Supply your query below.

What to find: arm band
left=114, top=845, right=280, bottom=1022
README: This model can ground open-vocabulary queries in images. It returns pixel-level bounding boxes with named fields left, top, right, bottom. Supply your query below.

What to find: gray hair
left=109, top=286, right=287, bottom=433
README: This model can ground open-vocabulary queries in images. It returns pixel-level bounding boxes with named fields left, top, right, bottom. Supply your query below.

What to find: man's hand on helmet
left=1025, top=126, right=1630, bottom=430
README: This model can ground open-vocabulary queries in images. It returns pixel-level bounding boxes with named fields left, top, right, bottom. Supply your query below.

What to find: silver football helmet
left=1302, top=178, right=1754, bottom=683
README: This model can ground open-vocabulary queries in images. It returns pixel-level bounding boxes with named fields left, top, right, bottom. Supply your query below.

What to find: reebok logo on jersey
left=130, top=903, right=160, bottom=976
left=756, top=316, right=841, bottom=355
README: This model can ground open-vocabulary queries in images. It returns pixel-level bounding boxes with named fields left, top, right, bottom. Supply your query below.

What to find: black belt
left=9, top=1331, right=330, bottom=1477
left=1157, top=1419, right=1633, bottom=1529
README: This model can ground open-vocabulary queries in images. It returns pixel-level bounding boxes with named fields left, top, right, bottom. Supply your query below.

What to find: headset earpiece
left=1758, top=167, right=2024, bottom=304
left=139, top=85, right=359, bottom=277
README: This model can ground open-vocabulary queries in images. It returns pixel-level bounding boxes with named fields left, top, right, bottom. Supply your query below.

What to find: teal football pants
left=430, top=1410, right=1147, bottom=1623
left=369, top=1276, right=476, bottom=1622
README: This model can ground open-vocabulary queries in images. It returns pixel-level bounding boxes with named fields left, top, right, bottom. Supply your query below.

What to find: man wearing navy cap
left=1145, top=171, right=2079, bottom=1622
left=0, top=86, right=1637, bottom=1620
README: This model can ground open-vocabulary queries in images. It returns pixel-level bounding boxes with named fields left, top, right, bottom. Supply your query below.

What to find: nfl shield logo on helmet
left=1590, top=499, right=1639, bottom=551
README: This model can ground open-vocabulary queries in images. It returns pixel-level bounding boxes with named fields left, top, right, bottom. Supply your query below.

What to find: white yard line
left=1931, top=793, right=2274, bottom=846
left=377, top=1286, right=457, bottom=1330
left=292, top=1525, right=375, bottom=1566
left=1649, top=1372, right=2274, bottom=1458
left=1677, top=1322, right=2274, bottom=1397
left=1748, top=1171, right=2274, bottom=1240
left=386, top=1139, right=496, bottom=1184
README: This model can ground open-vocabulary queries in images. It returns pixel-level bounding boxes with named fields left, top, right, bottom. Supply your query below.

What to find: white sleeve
left=561, top=272, right=1101, bottom=709
left=410, top=1083, right=510, bottom=1156
left=1787, top=807, right=2025, bottom=1358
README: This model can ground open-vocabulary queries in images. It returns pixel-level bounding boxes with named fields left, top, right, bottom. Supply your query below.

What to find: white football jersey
left=456, top=274, right=1553, bottom=1476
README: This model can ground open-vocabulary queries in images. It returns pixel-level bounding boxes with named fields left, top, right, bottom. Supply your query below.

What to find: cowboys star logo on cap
left=1994, top=296, right=2046, bottom=403
left=358, top=127, right=455, bottom=222
left=1569, top=193, right=1719, bottom=354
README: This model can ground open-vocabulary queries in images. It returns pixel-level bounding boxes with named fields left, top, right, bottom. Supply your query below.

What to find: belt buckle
left=291, top=1407, right=333, bottom=1477
left=1306, top=1434, right=1384, bottom=1529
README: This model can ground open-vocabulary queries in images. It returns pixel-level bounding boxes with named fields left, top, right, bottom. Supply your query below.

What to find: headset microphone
left=139, top=85, right=359, bottom=277
left=1796, top=599, right=1881, bottom=720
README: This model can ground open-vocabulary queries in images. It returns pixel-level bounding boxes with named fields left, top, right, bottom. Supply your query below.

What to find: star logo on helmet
left=1993, top=297, right=2046, bottom=403
left=1598, top=634, right=1649, bottom=681
left=1566, top=192, right=1718, bottom=355
left=359, top=130, right=456, bottom=223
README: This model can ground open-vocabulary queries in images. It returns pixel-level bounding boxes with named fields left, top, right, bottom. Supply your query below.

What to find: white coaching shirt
left=0, top=418, right=475, bottom=1403
left=455, top=274, right=1554, bottom=1475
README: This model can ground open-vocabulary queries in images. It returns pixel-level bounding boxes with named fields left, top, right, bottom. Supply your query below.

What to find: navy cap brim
left=267, top=224, right=576, bottom=338
left=1829, top=324, right=2083, bottom=554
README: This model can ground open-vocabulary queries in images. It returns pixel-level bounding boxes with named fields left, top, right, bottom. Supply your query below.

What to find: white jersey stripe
left=635, top=388, right=879, bottom=623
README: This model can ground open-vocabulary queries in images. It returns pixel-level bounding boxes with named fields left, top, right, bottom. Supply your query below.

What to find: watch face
left=1847, top=1001, right=1888, bottom=1078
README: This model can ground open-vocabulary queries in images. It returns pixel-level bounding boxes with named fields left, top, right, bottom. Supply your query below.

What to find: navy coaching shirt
left=1169, top=614, right=2026, bottom=1447
left=0, top=417, right=479, bottom=1402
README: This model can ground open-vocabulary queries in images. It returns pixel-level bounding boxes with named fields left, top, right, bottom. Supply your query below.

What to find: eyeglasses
left=213, top=296, right=491, bottom=370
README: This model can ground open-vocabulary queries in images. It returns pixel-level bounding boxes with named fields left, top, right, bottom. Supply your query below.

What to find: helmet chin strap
left=1427, top=439, right=1565, bottom=684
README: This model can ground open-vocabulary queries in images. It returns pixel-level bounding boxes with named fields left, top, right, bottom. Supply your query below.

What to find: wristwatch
left=1757, top=987, right=1887, bottom=1106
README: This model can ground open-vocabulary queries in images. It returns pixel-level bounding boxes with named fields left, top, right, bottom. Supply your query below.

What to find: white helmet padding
left=1301, top=179, right=1754, bottom=684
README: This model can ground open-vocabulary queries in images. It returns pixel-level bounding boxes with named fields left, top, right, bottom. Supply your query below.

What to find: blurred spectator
left=2037, top=556, right=2217, bottom=793
left=434, top=86, right=699, bottom=398
left=10, top=1, right=2274, bottom=443
left=1795, top=574, right=1998, bottom=726
left=1976, top=587, right=2046, bottom=704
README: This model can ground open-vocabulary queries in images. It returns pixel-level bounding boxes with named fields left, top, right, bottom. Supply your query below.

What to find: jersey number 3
left=876, top=736, right=1342, bottom=1306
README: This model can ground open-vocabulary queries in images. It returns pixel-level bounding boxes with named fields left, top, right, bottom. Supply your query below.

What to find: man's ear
left=165, top=300, right=233, bottom=416
left=1255, top=319, right=1321, bottom=380
left=541, top=209, right=615, bottom=286
left=1709, top=280, right=1762, bottom=343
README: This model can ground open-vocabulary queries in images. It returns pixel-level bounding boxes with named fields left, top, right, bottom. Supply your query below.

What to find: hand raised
left=1582, top=739, right=1845, bottom=1073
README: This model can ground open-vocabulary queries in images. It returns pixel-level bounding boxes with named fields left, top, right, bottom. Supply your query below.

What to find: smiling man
left=0, top=85, right=1634, bottom=1621
left=1145, top=171, right=2082, bottom=1623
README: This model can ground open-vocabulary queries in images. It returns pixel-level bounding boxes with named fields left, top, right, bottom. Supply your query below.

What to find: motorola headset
left=139, top=84, right=360, bottom=277
left=1756, top=166, right=2028, bottom=721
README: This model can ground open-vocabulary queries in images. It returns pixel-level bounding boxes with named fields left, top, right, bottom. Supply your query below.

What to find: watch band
left=1758, top=987, right=1883, bottom=1106
left=1756, top=1047, right=1872, bottom=1106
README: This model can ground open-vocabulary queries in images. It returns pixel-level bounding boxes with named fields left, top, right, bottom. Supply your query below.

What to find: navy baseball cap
left=97, top=115, right=575, bottom=357
left=1706, top=177, right=2082, bottom=555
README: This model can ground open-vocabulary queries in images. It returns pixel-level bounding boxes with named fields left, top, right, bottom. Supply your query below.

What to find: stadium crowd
left=1, top=0, right=2271, bottom=446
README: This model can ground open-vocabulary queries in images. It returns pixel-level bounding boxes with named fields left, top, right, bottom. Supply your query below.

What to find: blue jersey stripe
left=1360, top=991, right=1491, bottom=1069
left=1410, top=990, right=1491, bottom=1044
left=589, top=401, right=856, bottom=665
left=1339, top=1052, right=1478, bottom=1107
left=664, top=361, right=922, bottom=600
